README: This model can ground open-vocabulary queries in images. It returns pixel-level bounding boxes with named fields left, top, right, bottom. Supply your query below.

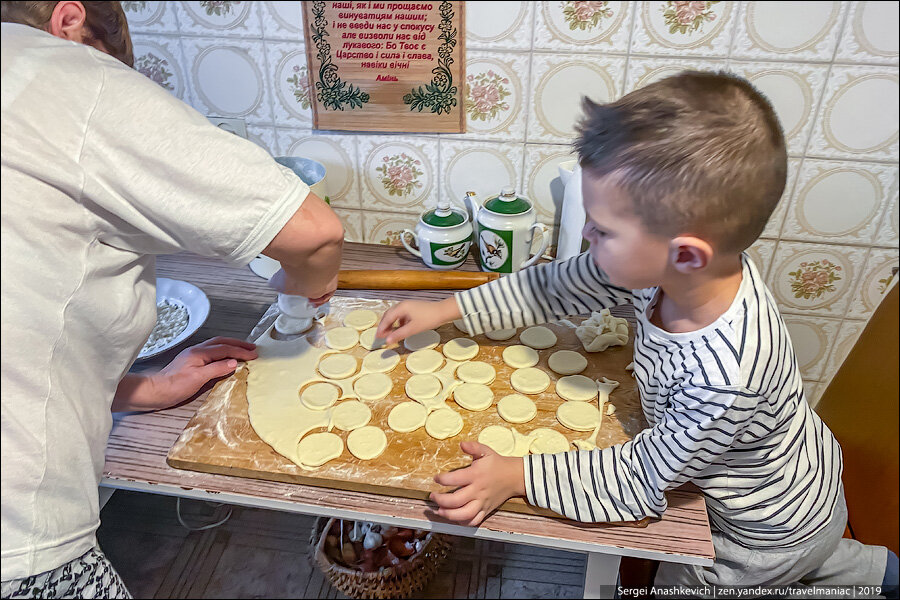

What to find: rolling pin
left=338, top=270, right=500, bottom=290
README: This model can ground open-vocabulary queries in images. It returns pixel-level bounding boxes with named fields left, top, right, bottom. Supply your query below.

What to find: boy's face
left=580, top=171, right=671, bottom=290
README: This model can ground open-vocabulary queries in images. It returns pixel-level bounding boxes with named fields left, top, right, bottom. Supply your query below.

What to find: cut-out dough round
left=318, top=353, right=358, bottom=379
left=453, top=319, right=471, bottom=334
left=478, top=425, right=515, bottom=456
left=456, top=361, right=496, bottom=385
left=362, top=349, right=400, bottom=373
left=502, top=345, right=539, bottom=369
left=405, top=374, right=442, bottom=402
left=557, top=401, right=600, bottom=432
left=300, top=382, right=340, bottom=411
left=485, top=328, right=517, bottom=341
left=404, top=329, right=441, bottom=351
left=556, top=374, right=598, bottom=402
left=425, top=408, right=463, bottom=440
left=497, top=394, right=537, bottom=424
left=331, top=400, right=372, bottom=431
left=453, top=383, right=494, bottom=411
left=346, top=426, right=387, bottom=460
left=405, top=348, right=444, bottom=374
left=275, top=314, right=313, bottom=335
left=297, top=432, right=343, bottom=466
left=344, top=309, right=378, bottom=331
left=353, top=372, right=393, bottom=401
left=359, top=327, right=388, bottom=351
left=442, top=338, right=479, bottom=361
left=548, top=350, right=588, bottom=375
left=388, top=401, right=428, bottom=433
left=519, top=326, right=557, bottom=349
left=325, top=327, right=359, bottom=350
left=530, top=428, right=571, bottom=454
left=510, top=367, right=551, bottom=394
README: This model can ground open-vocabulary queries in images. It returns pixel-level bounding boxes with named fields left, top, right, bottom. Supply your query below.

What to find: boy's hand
left=430, top=441, right=527, bottom=527
left=375, top=297, right=461, bottom=346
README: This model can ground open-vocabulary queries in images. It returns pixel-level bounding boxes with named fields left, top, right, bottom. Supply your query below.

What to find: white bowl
left=136, top=278, right=210, bottom=360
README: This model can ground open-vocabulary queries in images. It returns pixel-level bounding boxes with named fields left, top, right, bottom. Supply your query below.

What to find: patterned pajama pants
left=1, top=548, right=131, bottom=599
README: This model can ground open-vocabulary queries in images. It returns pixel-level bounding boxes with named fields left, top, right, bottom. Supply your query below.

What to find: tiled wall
left=125, top=1, right=899, bottom=407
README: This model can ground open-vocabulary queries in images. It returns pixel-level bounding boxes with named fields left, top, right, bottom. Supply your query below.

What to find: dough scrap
left=331, top=400, right=372, bottom=431
left=359, top=327, right=388, bottom=351
left=405, top=373, right=443, bottom=402
left=297, top=432, right=343, bottom=467
left=598, top=376, right=620, bottom=402
left=556, top=374, right=598, bottom=402
left=576, top=309, right=629, bottom=352
left=344, top=309, right=378, bottom=331
left=478, top=425, right=515, bottom=456
left=405, top=348, right=444, bottom=374
left=557, top=401, right=600, bottom=432
left=325, top=327, right=359, bottom=350
left=300, top=382, right=340, bottom=411
left=453, top=383, right=494, bottom=411
left=519, top=326, right=557, bottom=350
left=497, top=394, right=537, bottom=424
left=530, top=428, right=571, bottom=454
left=404, top=329, right=441, bottom=351
left=456, top=361, right=496, bottom=385
left=346, top=426, right=387, bottom=460
left=548, top=350, right=588, bottom=375
left=362, top=349, right=400, bottom=373
left=485, top=328, right=517, bottom=341
left=275, top=314, right=313, bottom=335
left=425, top=408, right=463, bottom=439
left=353, top=372, right=393, bottom=401
left=318, top=353, right=358, bottom=379
left=442, top=338, right=479, bottom=361
left=510, top=367, right=551, bottom=394
left=502, top=345, right=539, bottom=369
left=388, top=401, right=428, bottom=433
left=606, top=403, right=616, bottom=416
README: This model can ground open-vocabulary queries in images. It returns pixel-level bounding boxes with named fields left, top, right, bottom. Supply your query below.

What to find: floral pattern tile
left=122, top=1, right=179, bottom=34
left=440, top=140, right=525, bottom=213
left=845, top=247, right=900, bottom=319
left=803, top=380, right=823, bottom=410
left=533, top=1, right=634, bottom=53
left=275, top=129, right=360, bottom=208
left=523, top=144, right=577, bottom=226
left=761, top=158, right=801, bottom=239
left=873, top=190, right=900, bottom=248
left=359, top=137, right=439, bottom=214
left=266, top=41, right=312, bottom=127
left=246, top=125, right=277, bottom=155
left=131, top=34, right=187, bottom=100
left=174, top=1, right=263, bottom=38
left=821, top=318, right=867, bottom=394
left=730, top=1, right=846, bottom=62
left=623, top=56, right=728, bottom=93
left=630, top=1, right=736, bottom=57
left=363, top=211, right=421, bottom=247
left=260, top=1, right=304, bottom=41
left=465, top=1, right=535, bottom=50
left=834, top=1, right=899, bottom=65
left=461, top=52, right=529, bottom=142
left=746, top=237, right=778, bottom=281
left=781, top=314, right=842, bottom=380
left=333, top=208, right=365, bottom=244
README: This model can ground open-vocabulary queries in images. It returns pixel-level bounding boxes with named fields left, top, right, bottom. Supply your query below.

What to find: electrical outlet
left=207, top=117, right=247, bottom=139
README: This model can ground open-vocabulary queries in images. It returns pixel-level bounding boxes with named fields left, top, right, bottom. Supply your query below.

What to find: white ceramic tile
left=266, top=41, right=312, bottom=128
left=806, top=65, right=900, bottom=161
left=804, top=380, right=823, bottom=410
left=131, top=34, right=187, bottom=100
left=728, top=61, right=829, bottom=156
left=781, top=160, right=896, bottom=244
left=762, top=158, right=801, bottom=239
left=822, top=318, right=867, bottom=387
left=246, top=125, right=277, bottom=155
left=460, top=52, right=529, bottom=142
left=522, top=144, right=577, bottom=226
left=359, top=137, right=439, bottom=214
left=533, top=1, right=634, bottom=53
left=630, top=1, right=736, bottom=58
left=465, top=1, right=535, bottom=50
left=175, top=1, right=263, bottom=37
left=527, top=54, right=626, bottom=143
left=782, top=314, right=841, bottom=380
left=260, top=1, right=304, bottom=41
left=873, top=188, right=900, bottom=247
left=333, top=208, right=365, bottom=243
left=439, top=140, right=525, bottom=213
left=845, top=247, right=900, bottom=319
left=768, top=241, right=868, bottom=317
left=834, top=1, right=900, bottom=65
left=123, top=1, right=179, bottom=33
left=623, top=56, right=727, bottom=93
left=746, top=238, right=778, bottom=281
left=362, top=211, right=421, bottom=246
left=731, top=1, right=846, bottom=62
left=275, top=129, right=360, bottom=209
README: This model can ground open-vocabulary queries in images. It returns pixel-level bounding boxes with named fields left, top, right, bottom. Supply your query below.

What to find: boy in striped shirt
left=376, top=72, right=896, bottom=591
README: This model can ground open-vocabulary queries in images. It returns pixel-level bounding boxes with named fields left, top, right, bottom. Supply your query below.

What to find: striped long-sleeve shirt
left=455, top=252, right=843, bottom=548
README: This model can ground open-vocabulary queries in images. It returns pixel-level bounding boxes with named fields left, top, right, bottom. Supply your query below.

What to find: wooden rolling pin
left=338, top=269, right=500, bottom=290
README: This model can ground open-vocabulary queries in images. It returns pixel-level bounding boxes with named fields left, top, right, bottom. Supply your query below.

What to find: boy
left=375, top=72, right=895, bottom=590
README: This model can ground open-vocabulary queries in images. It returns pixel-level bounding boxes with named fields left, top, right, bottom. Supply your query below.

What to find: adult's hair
left=1, top=1, right=133, bottom=67
left=575, top=71, right=787, bottom=253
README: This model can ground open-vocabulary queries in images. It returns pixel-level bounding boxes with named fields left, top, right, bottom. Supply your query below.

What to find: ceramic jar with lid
left=467, top=187, right=549, bottom=273
left=401, top=201, right=473, bottom=270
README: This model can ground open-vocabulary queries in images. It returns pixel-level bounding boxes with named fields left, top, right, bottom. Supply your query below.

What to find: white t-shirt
left=0, top=24, right=309, bottom=580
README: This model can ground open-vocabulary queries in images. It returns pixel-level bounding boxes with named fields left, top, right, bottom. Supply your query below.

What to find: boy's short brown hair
left=1, top=1, right=133, bottom=67
left=575, top=71, right=787, bottom=253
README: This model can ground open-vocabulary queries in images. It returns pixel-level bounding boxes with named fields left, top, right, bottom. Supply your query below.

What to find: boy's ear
left=48, top=1, right=88, bottom=43
left=668, top=236, right=713, bottom=274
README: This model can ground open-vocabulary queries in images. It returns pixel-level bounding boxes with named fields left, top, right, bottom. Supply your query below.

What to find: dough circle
left=358, top=327, right=386, bottom=351
left=548, top=350, right=588, bottom=375
left=520, top=326, right=557, bottom=350
left=405, top=374, right=443, bottom=402
left=275, top=314, right=313, bottom=335
left=456, top=361, right=496, bottom=385
left=325, top=327, right=359, bottom=350
left=297, top=432, right=343, bottom=466
left=344, top=309, right=378, bottom=331
left=453, top=383, right=494, bottom=411
left=405, top=348, right=444, bottom=374
left=502, top=345, right=539, bottom=369
left=510, top=367, right=551, bottom=394
left=497, top=394, right=537, bottom=424
left=300, top=382, right=340, bottom=410
left=346, top=426, right=387, bottom=460
left=556, top=375, right=598, bottom=402
left=404, top=329, right=441, bottom=351
left=318, top=353, right=358, bottom=379
left=485, top=328, right=517, bottom=341
left=425, top=408, right=463, bottom=440
left=556, top=401, right=600, bottom=431
left=478, top=425, right=515, bottom=456
left=331, top=400, right=372, bottom=431
left=452, top=319, right=471, bottom=334
left=353, top=372, right=393, bottom=401
left=530, top=428, right=571, bottom=454
left=362, top=349, right=400, bottom=373
left=388, top=401, right=428, bottom=433
left=442, top=338, right=479, bottom=361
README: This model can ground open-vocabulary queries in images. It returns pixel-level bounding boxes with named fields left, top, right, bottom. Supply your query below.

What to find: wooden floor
left=98, top=490, right=589, bottom=599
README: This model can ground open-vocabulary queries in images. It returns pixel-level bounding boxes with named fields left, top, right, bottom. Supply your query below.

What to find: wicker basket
left=309, top=517, right=452, bottom=599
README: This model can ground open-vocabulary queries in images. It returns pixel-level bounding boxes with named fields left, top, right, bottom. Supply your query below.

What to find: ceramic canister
left=401, top=202, right=474, bottom=270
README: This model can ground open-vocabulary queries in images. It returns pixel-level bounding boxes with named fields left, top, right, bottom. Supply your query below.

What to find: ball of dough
left=502, top=345, right=539, bottom=369
left=530, top=428, right=571, bottom=454
left=456, top=361, right=496, bottom=385
left=344, top=309, right=379, bottom=331
left=548, top=350, right=588, bottom=375
left=555, top=374, right=598, bottom=402
left=300, top=382, right=340, bottom=410
left=331, top=400, right=372, bottom=431
left=478, top=425, right=515, bottom=456
left=359, top=327, right=388, bottom=351
left=353, top=372, right=393, bottom=401
left=346, top=426, right=387, bottom=460
left=485, top=328, right=517, bottom=341
left=325, top=327, right=359, bottom=350
left=497, top=394, right=537, bottom=424
left=297, top=432, right=343, bottom=467
left=442, top=338, right=479, bottom=361
left=362, top=349, right=400, bottom=373
left=453, top=383, right=494, bottom=411
left=519, top=326, right=557, bottom=350
left=556, top=401, right=600, bottom=432
left=275, top=314, right=313, bottom=335
left=318, top=353, right=358, bottom=379
left=425, top=408, right=463, bottom=440
left=405, top=374, right=442, bottom=402
left=404, top=329, right=441, bottom=351
left=388, top=401, right=428, bottom=433
left=405, top=348, right=444, bottom=374
left=510, top=367, right=551, bottom=394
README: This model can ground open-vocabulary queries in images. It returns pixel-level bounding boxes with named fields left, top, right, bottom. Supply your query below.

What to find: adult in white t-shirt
left=1, top=2, right=344, bottom=597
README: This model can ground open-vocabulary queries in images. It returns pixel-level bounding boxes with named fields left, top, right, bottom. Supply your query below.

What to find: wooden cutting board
left=167, top=296, right=649, bottom=521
